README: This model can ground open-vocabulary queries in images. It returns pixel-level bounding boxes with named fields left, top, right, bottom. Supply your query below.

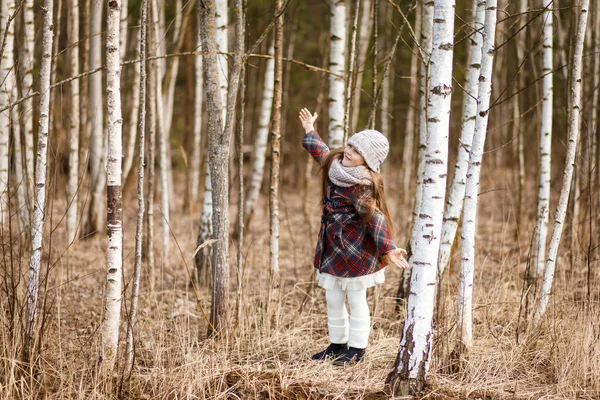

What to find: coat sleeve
left=350, top=185, right=397, bottom=256
left=302, top=130, right=330, bottom=164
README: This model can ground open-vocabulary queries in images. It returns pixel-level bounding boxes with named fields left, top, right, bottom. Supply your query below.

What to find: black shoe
left=311, top=343, right=348, bottom=360
left=332, top=347, right=366, bottom=366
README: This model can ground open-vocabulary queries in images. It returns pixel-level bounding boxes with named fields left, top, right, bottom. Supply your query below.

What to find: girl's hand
left=386, top=248, right=409, bottom=269
left=299, top=108, right=318, bottom=133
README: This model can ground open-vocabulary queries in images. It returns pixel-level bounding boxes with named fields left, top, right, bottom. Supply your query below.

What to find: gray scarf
left=328, top=159, right=372, bottom=187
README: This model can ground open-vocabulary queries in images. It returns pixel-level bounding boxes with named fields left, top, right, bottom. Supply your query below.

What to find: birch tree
left=67, top=0, right=81, bottom=243
left=456, top=0, right=497, bottom=360
left=85, top=0, right=106, bottom=237
left=125, top=0, right=147, bottom=372
left=25, top=0, right=54, bottom=362
left=101, top=0, right=124, bottom=371
left=199, top=0, right=244, bottom=335
left=398, top=0, right=434, bottom=300
left=189, top=14, right=203, bottom=207
left=437, top=0, right=484, bottom=280
left=244, top=43, right=274, bottom=221
left=513, top=0, right=527, bottom=231
left=532, top=0, right=554, bottom=280
left=328, top=0, right=346, bottom=148
left=386, top=0, right=455, bottom=393
left=531, top=0, right=589, bottom=331
left=350, top=0, right=372, bottom=134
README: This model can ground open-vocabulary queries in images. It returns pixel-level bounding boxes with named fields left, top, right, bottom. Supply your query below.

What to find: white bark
left=244, top=43, right=275, bottom=218
left=26, top=0, right=54, bottom=361
left=122, top=26, right=141, bottom=182
left=102, top=0, right=124, bottom=370
left=216, top=0, right=229, bottom=118
left=388, top=0, right=455, bottom=392
left=437, top=0, right=484, bottom=277
left=0, top=0, right=15, bottom=225
left=532, top=0, right=554, bottom=279
left=532, top=0, right=589, bottom=331
left=67, top=0, right=81, bottom=243
left=190, top=21, right=203, bottom=206
left=457, top=0, right=497, bottom=355
left=328, top=0, right=347, bottom=148
left=401, top=0, right=434, bottom=299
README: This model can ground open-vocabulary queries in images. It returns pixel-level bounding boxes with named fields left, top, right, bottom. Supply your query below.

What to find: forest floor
left=2, top=167, right=600, bottom=399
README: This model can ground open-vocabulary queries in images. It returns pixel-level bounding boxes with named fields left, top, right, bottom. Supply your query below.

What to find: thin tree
left=25, top=0, right=54, bottom=363
left=513, top=0, right=527, bottom=233
left=189, top=9, right=204, bottom=208
left=122, top=26, right=142, bottom=182
left=67, top=0, right=81, bottom=243
left=343, top=0, right=359, bottom=143
left=531, top=0, right=589, bottom=332
left=125, top=0, right=148, bottom=372
left=455, top=0, right=497, bottom=362
left=398, top=0, right=434, bottom=301
left=437, top=0, right=484, bottom=283
left=350, top=0, right=372, bottom=134
left=386, top=0, right=455, bottom=394
left=199, top=0, right=244, bottom=336
left=101, top=0, right=124, bottom=371
left=532, top=0, right=554, bottom=281
left=268, top=0, right=284, bottom=326
left=236, top=62, right=246, bottom=327
left=146, top=36, right=157, bottom=291
left=244, top=42, right=274, bottom=222
left=328, top=0, right=347, bottom=148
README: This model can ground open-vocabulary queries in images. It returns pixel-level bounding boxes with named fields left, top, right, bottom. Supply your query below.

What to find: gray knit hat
left=347, top=129, right=389, bottom=173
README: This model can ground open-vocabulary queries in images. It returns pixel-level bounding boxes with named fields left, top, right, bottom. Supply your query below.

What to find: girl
left=299, top=108, right=408, bottom=366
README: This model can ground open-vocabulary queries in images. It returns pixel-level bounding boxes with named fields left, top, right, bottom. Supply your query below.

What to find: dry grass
left=1, top=171, right=600, bottom=400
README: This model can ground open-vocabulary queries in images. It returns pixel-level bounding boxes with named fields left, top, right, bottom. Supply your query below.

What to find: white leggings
left=325, top=287, right=370, bottom=349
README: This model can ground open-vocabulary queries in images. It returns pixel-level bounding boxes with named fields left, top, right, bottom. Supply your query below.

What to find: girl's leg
left=346, top=287, right=370, bottom=348
left=325, top=287, right=349, bottom=344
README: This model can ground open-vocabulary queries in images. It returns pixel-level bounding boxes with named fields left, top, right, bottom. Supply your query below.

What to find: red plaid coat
left=303, top=131, right=397, bottom=278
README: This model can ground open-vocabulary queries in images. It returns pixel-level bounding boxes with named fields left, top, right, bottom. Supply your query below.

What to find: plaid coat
left=303, top=131, right=397, bottom=278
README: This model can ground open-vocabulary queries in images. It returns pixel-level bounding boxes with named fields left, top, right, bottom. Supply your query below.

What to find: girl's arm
left=350, top=185, right=396, bottom=256
left=299, top=108, right=329, bottom=163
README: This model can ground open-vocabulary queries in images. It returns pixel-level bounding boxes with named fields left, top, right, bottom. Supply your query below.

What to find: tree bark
left=101, top=0, right=124, bottom=372
left=189, top=9, right=203, bottom=208
left=25, top=0, right=54, bottom=363
left=125, top=0, right=147, bottom=373
left=455, top=0, right=497, bottom=362
left=343, top=0, right=359, bottom=143
left=532, top=0, right=554, bottom=280
left=122, top=26, right=141, bottom=183
left=531, top=0, right=589, bottom=332
left=350, top=0, right=372, bottom=134
left=386, top=0, right=455, bottom=394
left=67, top=0, right=81, bottom=243
left=328, top=0, right=347, bottom=148
left=437, top=0, right=484, bottom=282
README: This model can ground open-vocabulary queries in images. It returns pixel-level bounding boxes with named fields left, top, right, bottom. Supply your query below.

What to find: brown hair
left=320, top=148, right=395, bottom=241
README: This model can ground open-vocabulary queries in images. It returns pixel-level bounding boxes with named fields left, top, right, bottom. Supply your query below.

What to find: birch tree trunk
left=125, top=0, right=147, bottom=372
left=25, top=0, right=54, bottom=362
left=85, top=0, right=106, bottom=237
left=398, top=0, right=434, bottom=301
left=122, top=27, right=141, bottom=182
left=386, top=0, right=455, bottom=394
left=67, top=0, right=81, bottom=243
left=189, top=13, right=203, bottom=207
left=147, top=44, right=157, bottom=291
left=268, top=0, right=284, bottom=326
left=532, top=0, right=554, bottom=280
left=0, top=0, right=15, bottom=225
left=437, top=0, right=484, bottom=280
left=514, top=0, right=527, bottom=233
left=344, top=0, right=359, bottom=143
left=402, top=2, right=421, bottom=199
left=455, top=0, right=497, bottom=361
left=328, top=0, right=347, bottom=148
left=18, top=0, right=35, bottom=226
left=244, top=43, right=274, bottom=221
left=350, top=0, right=372, bottom=134
left=531, top=0, right=589, bottom=332
left=101, top=0, right=124, bottom=371
left=199, top=0, right=244, bottom=335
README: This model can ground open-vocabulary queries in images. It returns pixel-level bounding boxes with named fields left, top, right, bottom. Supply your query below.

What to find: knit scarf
left=328, top=159, right=372, bottom=187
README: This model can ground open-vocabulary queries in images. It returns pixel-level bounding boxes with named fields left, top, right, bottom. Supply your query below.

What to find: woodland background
left=1, top=0, right=600, bottom=398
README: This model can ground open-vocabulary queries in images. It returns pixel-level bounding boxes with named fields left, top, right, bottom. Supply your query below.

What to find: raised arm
left=299, top=108, right=329, bottom=164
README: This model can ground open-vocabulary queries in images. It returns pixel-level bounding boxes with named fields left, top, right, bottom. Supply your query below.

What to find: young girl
left=299, top=108, right=408, bottom=366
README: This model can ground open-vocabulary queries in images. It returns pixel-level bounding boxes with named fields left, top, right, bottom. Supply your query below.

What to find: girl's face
left=342, top=144, right=365, bottom=167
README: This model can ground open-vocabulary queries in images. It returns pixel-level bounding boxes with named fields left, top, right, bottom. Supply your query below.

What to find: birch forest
left=2, top=0, right=600, bottom=398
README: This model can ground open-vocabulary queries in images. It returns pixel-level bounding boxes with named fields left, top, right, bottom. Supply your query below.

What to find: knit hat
left=347, top=129, right=389, bottom=173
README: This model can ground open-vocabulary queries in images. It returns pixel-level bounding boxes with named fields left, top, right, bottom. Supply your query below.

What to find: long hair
left=320, top=148, right=395, bottom=241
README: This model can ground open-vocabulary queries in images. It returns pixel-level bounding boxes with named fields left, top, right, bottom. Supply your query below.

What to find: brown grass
left=1, top=169, right=600, bottom=400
